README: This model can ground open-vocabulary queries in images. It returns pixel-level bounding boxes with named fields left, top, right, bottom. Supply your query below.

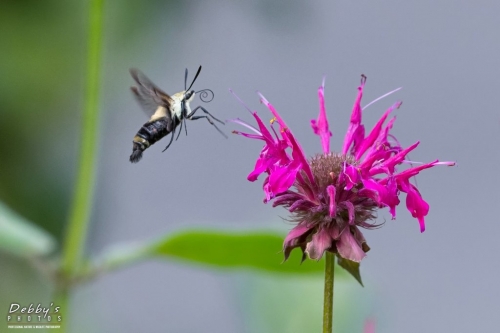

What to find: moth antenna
left=187, top=66, right=202, bottom=91
left=184, top=68, right=188, bottom=91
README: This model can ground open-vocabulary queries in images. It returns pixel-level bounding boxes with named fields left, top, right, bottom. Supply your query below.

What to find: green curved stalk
left=57, top=0, right=104, bottom=326
left=62, top=0, right=104, bottom=277
left=323, top=252, right=335, bottom=333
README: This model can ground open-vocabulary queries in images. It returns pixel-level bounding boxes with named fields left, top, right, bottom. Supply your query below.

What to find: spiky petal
left=311, top=77, right=332, bottom=154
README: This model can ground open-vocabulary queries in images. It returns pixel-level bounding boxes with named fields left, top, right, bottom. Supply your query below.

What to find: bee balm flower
left=231, top=76, right=454, bottom=263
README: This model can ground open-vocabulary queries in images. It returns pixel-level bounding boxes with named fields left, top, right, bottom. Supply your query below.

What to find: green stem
left=62, top=0, right=104, bottom=277
left=323, top=252, right=335, bottom=333
left=53, top=291, right=69, bottom=332
left=58, top=0, right=105, bottom=324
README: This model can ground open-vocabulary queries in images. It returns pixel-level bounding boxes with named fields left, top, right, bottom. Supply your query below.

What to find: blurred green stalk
left=323, top=252, right=335, bottom=333
left=58, top=0, right=104, bottom=327
left=62, top=0, right=104, bottom=277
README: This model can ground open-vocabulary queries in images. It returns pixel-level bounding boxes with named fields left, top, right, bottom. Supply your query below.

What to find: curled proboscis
left=196, top=89, right=214, bottom=103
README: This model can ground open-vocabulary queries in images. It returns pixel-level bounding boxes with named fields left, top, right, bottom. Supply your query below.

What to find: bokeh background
left=1, top=0, right=499, bottom=332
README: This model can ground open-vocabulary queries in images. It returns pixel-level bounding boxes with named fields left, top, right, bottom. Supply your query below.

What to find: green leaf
left=150, top=230, right=346, bottom=276
left=86, top=230, right=352, bottom=280
left=0, top=201, right=56, bottom=258
left=337, top=257, right=363, bottom=286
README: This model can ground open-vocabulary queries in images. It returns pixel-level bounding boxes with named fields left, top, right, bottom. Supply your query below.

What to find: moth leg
left=176, top=117, right=183, bottom=141
left=183, top=107, right=188, bottom=136
left=162, top=124, right=176, bottom=152
left=189, top=115, right=228, bottom=139
left=186, top=106, right=225, bottom=125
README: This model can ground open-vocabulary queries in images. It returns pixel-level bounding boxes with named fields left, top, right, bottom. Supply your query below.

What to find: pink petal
left=364, top=319, right=376, bottom=333
left=258, top=94, right=315, bottom=186
left=228, top=118, right=261, bottom=134
left=342, top=75, right=366, bottom=155
left=272, top=192, right=301, bottom=207
left=341, top=201, right=355, bottom=225
left=393, top=159, right=440, bottom=180
left=336, top=227, right=366, bottom=262
left=369, top=141, right=420, bottom=177
left=288, top=199, right=314, bottom=212
left=355, top=101, right=401, bottom=160
left=357, top=187, right=380, bottom=203
left=378, top=160, right=455, bottom=187
left=327, top=185, right=336, bottom=217
left=305, top=229, right=332, bottom=260
left=361, top=177, right=401, bottom=218
left=247, top=141, right=291, bottom=182
left=360, top=178, right=384, bottom=204
left=357, top=152, right=380, bottom=174
left=258, top=93, right=289, bottom=131
left=247, top=149, right=272, bottom=182
left=399, top=180, right=429, bottom=232
left=362, top=117, right=396, bottom=164
left=384, top=177, right=400, bottom=219
left=328, top=224, right=342, bottom=240
left=283, top=223, right=314, bottom=260
left=283, top=130, right=316, bottom=185
left=352, top=226, right=367, bottom=246
left=342, top=164, right=359, bottom=190
left=346, top=125, right=365, bottom=157
left=268, top=160, right=302, bottom=195
left=252, top=112, right=276, bottom=144
left=262, top=178, right=272, bottom=202
left=311, top=78, right=332, bottom=154
left=283, top=224, right=312, bottom=246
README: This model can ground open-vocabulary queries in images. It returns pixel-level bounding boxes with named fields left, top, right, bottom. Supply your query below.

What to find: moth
left=129, top=66, right=226, bottom=163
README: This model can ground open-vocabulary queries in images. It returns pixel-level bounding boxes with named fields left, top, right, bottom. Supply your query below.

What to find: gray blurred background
left=1, top=0, right=499, bottom=332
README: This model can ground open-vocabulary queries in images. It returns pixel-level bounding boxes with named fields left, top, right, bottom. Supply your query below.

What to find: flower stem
left=323, top=252, right=335, bottom=333
left=58, top=0, right=105, bottom=323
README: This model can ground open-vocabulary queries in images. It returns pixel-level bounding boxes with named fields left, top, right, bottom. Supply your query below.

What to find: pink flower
left=231, top=76, right=454, bottom=263
left=364, top=319, right=376, bottom=333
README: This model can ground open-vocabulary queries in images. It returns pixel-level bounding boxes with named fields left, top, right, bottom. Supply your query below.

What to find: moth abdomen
left=130, top=117, right=173, bottom=163
left=139, top=118, right=171, bottom=144
left=130, top=146, right=144, bottom=163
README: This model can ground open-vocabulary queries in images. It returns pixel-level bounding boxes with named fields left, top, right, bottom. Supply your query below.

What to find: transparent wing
left=130, top=69, right=174, bottom=114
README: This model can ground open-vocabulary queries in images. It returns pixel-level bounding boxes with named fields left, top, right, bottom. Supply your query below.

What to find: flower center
left=289, top=152, right=378, bottom=230
left=308, top=153, right=357, bottom=191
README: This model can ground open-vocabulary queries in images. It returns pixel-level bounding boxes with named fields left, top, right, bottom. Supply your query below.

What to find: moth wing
left=130, top=69, right=174, bottom=115
left=130, top=86, right=160, bottom=116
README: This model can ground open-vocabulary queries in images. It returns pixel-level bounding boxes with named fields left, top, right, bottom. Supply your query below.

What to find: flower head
left=231, top=77, right=454, bottom=263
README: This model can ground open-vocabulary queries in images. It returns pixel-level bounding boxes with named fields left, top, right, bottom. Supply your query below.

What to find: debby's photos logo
left=6, top=303, right=62, bottom=330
